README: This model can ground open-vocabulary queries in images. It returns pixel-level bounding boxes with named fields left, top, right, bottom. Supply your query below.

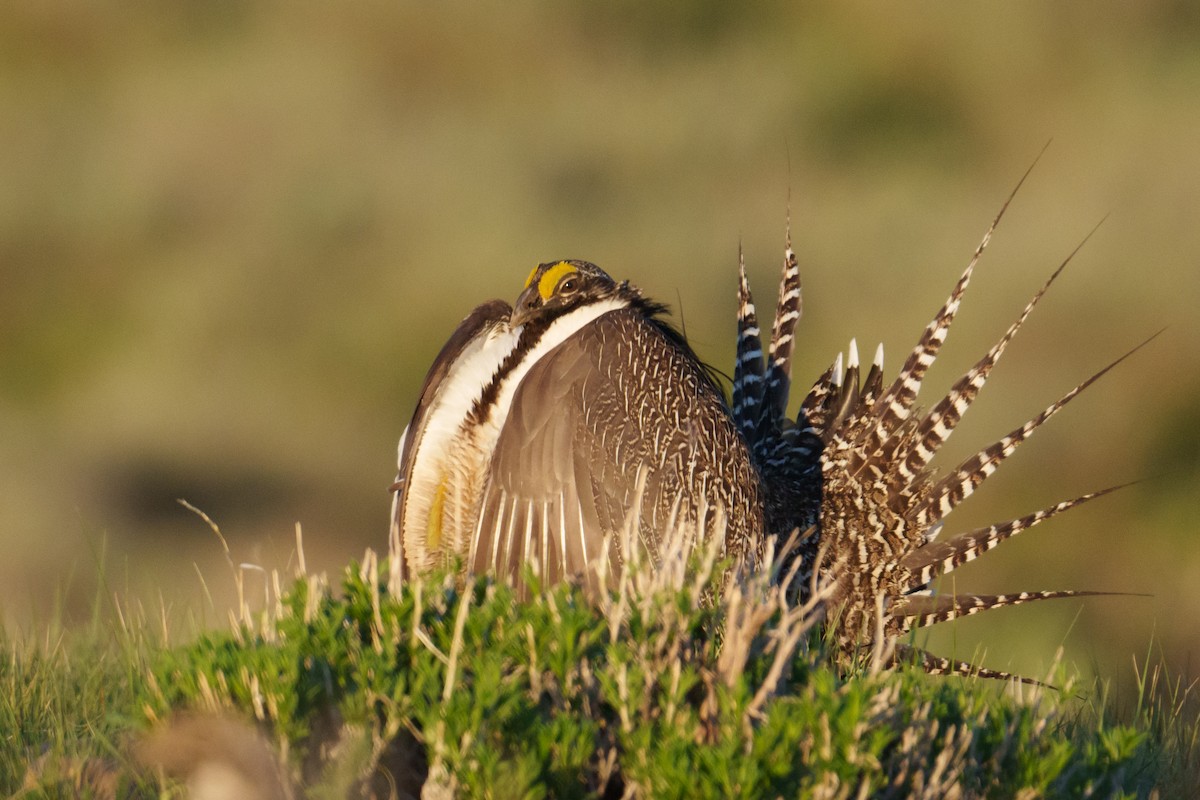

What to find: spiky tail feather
left=900, top=485, right=1130, bottom=591
left=845, top=158, right=1040, bottom=479
left=749, top=161, right=1152, bottom=681
left=892, top=590, right=1147, bottom=628
left=889, top=644, right=1051, bottom=687
left=763, top=241, right=802, bottom=425
left=894, top=233, right=1087, bottom=484
left=910, top=331, right=1160, bottom=530
left=732, top=247, right=766, bottom=442
left=735, top=229, right=824, bottom=581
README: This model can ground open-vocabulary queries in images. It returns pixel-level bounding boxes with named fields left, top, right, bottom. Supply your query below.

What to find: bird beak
left=510, top=283, right=542, bottom=329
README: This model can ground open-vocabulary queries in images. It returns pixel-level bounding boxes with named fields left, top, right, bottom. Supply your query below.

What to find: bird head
left=511, top=260, right=621, bottom=329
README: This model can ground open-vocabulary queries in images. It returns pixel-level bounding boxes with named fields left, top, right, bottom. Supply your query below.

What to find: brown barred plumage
left=731, top=248, right=766, bottom=441
left=391, top=174, right=1150, bottom=683
left=391, top=260, right=765, bottom=596
left=752, top=176, right=1155, bottom=679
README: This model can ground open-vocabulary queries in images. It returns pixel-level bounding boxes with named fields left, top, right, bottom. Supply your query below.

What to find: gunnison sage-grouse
left=388, top=176, right=1151, bottom=679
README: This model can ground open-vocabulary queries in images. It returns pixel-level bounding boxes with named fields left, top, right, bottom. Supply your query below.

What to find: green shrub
left=133, top=545, right=1171, bottom=798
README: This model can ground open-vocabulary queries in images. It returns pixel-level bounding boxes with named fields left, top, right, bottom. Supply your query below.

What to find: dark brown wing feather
left=473, top=308, right=763, bottom=591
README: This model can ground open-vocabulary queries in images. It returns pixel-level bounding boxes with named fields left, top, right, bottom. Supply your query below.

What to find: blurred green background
left=2, top=2, right=1197, bottom=692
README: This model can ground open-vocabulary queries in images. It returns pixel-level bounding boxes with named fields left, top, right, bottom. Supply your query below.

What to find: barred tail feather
left=802, top=340, right=881, bottom=444
left=891, top=643, right=1047, bottom=686
left=894, top=590, right=1130, bottom=627
left=848, top=164, right=1039, bottom=474
left=763, top=241, right=803, bottom=425
left=910, top=331, right=1161, bottom=528
left=734, top=154, right=1153, bottom=686
left=898, top=241, right=1083, bottom=479
left=800, top=362, right=837, bottom=437
left=853, top=256, right=977, bottom=458
left=858, top=343, right=884, bottom=409
left=732, top=248, right=766, bottom=440
left=826, top=340, right=862, bottom=437
left=900, top=485, right=1128, bottom=588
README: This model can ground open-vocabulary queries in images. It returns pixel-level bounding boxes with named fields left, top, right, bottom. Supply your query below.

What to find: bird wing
left=390, top=299, right=513, bottom=580
left=472, top=308, right=717, bottom=591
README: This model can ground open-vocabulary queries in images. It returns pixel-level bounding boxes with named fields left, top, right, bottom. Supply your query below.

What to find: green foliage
left=2, top=548, right=1194, bottom=797
left=134, top=555, right=1171, bottom=797
left=1, top=629, right=157, bottom=797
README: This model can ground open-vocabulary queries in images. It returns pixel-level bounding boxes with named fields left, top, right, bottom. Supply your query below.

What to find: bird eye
left=559, top=277, right=578, bottom=294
